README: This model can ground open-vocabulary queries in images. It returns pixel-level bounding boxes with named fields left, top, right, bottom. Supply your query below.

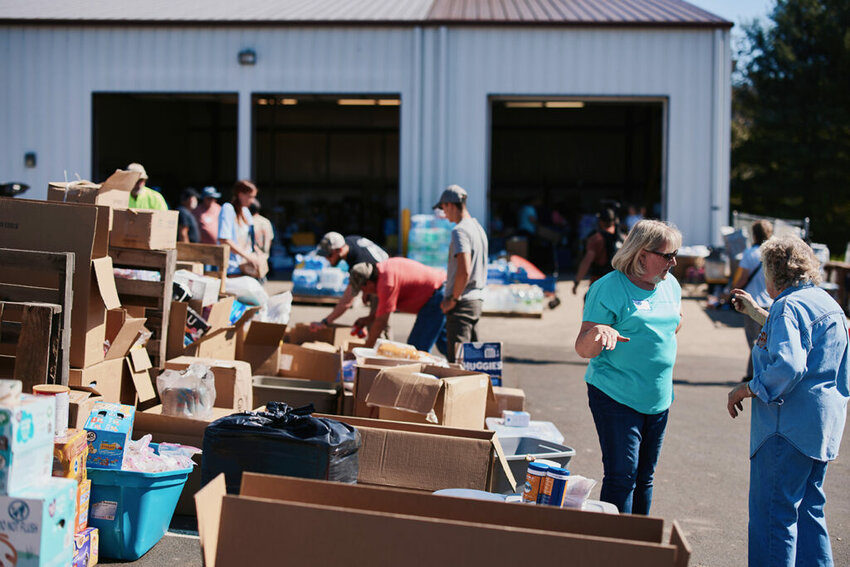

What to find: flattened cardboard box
left=165, top=356, right=253, bottom=411
left=0, top=199, right=115, bottom=367
left=196, top=473, right=691, bottom=567
left=278, top=343, right=341, bottom=382
left=364, top=364, right=492, bottom=430
left=47, top=169, right=139, bottom=210
left=316, top=414, right=514, bottom=493
left=110, top=208, right=179, bottom=250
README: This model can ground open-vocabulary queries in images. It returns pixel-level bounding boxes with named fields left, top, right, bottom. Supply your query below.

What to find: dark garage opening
left=253, top=94, right=400, bottom=251
left=92, top=93, right=238, bottom=207
left=489, top=98, right=664, bottom=271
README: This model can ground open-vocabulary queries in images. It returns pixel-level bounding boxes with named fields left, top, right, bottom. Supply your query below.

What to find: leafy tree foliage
left=732, top=0, right=850, bottom=252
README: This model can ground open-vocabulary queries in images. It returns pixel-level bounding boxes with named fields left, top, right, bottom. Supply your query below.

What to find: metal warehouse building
left=0, top=0, right=731, bottom=249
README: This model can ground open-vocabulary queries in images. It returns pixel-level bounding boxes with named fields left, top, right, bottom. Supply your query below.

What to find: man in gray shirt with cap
left=434, top=184, right=489, bottom=362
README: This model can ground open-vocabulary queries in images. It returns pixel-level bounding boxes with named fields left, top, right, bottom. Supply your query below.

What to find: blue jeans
left=406, top=286, right=447, bottom=355
left=749, top=435, right=833, bottom=567
left=587, top=383, right=668, bottom=515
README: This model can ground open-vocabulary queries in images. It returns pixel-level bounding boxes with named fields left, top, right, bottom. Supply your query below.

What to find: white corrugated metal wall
left=0, top=23, right=730, bottom=245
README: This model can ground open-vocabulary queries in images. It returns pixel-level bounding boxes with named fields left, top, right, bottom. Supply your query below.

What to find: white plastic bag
left=255, top=291, right=292, bottom=325
left=122, top=435, right=198, bottom=473
left=561, top=475, right=598, bottom=509
left=156, top=363, right=216, bottom=419
left=225, top=276, right=269, bottom=306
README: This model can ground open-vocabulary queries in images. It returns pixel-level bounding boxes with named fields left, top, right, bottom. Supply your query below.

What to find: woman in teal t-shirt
left=574, top=219, right=683, bottom=514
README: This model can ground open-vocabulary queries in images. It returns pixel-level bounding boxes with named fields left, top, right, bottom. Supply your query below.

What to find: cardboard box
left=110, top=208, right=179, bottom=250
left=364, top=365, right=491, bottom=430
left=164, top=356, right=253, bottom=411
left=73, top=527, right=99, bottom=567
left=195, top=473, right=691, bottom=567
left=68, top=386, right=104, bottom=430
left=320, top=414, right=514, bottom=493
left=48, top=169, right=139, bottom=210
left=133, top=406, right=239, bottom=516
left=286, top=322, right=353, bottom=347
left=457, top=341, right=503, bottom=386
left=69, top=357, right=125, bottom=404
left=278, top=343, right=342, bottom=382
left=53, top=428, right=88, bottom=481
left=0, top=394, right=56, bottom=495
left=237, top=322, right=287, bottom=376
left=486, top=386, right=526, bottom=418
left=167, top=298, right=258, bottom=361
left=354, top=363, right=420, bottom=418
left=176, top=261, right=205, bottom=274
left=0, top=477, right=76, bottom=566
left=84, top=402, right=135, bottom=470
left=0, top=198, right=115, bottom=368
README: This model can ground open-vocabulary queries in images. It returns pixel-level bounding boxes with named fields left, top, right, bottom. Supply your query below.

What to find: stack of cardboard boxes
left=0, top=388, right=80, bottom=566
left=53, top=427, right=98, bottom=566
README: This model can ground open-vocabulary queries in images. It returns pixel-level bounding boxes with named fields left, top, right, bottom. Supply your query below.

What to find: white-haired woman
left=574, top=220, right=683, bottom=514
left=728, top=236, right=849, bottom=567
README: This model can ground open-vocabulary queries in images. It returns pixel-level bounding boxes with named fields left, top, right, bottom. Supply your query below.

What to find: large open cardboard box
left=167, top=297, right=258, bottom=361
left=47, top=169, right=138, bottom=210
left=236, top=322, right=287, bottom=376
left=316, top=414, right=514, bottom=493
left=278, top=343, right=342, bottom=382
left=363, top=364, right=491, bottom=430
left=285, top=322, right=353, bottom=347
left=196, top=473, right=691, bottom=567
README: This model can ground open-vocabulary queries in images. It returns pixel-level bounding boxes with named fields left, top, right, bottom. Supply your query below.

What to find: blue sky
left=691, top=0, right=774, bottom=28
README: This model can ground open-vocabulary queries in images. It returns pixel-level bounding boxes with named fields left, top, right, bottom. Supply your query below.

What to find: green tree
left=732, top=0, right=850, bottom=252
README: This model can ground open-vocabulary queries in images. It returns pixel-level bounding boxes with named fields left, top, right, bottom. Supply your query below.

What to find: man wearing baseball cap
left=434, top=184, right=489, bottom=362
left=126, top=163, right=168, bottom=210
left=193, top=186, right=222, bottom=244
left=348, top=258, right=447, bottom=354
left=310, top=231, right=388, bottom=331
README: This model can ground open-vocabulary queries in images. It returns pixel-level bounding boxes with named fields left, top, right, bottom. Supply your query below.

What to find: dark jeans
left=587, top=383, right=669, bottom=515
left=407, top=286, right=447, bottom=355
left=446, top=298, right=483, bottom=362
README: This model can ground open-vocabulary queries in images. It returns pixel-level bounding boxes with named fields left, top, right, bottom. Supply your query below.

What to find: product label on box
left=458, top=342, right=502, bottom=386
left=90, top=500, right=117, bottom=521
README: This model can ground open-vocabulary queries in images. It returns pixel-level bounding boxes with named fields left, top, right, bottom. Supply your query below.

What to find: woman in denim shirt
left=728, top=236, right=849, bottom=567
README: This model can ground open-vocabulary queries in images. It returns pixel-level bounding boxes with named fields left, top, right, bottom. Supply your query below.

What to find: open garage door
left=253, top=94, right=400, bottom=250
left=489, top=98, right=664, bottom=270
left=93, top=93, right=238, bottom=207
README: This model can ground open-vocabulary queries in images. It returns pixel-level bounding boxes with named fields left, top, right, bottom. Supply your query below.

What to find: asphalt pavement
left=112, top=280, right=849, bottom=567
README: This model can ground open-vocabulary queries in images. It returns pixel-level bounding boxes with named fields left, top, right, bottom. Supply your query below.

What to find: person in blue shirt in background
left=728, top=236, right=849, bottom=567
left=574, top=219, right=683, bottom=515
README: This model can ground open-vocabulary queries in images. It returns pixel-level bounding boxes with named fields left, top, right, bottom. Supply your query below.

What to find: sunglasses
left=647, top=249, right=678, bottom=262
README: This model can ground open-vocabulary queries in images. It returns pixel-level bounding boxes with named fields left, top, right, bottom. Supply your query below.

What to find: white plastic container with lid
left=33, top=384, right=70, bottom=437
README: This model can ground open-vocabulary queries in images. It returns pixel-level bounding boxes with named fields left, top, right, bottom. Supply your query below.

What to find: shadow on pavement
left=673, top=378, right=742, bottom=387
left=504, top=356, right=587, bottom=366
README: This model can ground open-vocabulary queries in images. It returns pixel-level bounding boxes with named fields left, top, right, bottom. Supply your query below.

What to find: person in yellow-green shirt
left=126, top=163, right=168, bottom=210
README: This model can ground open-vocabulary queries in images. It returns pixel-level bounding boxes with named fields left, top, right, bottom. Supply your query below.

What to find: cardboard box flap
left=68, top=384, right=102, bottom=402
left=101, top=169, right=139, bottom=192
left=195, top=474, right=226, bottom=567
left=365, top=368, right=443, bottom=415
left=278, top=343, right=341, bottom=382
left=670, top=520, right=692, bottom=567
left=206, top=296, right=235, bottom=330
left=490, top=434, right=516, bottom=492
left=244, top=321, right=287, bottom=346
left=126, top=350, right=156, bottom=403
left=92, top=256, right=121, bottom=310
left=105, top=309, right=147, bottom=360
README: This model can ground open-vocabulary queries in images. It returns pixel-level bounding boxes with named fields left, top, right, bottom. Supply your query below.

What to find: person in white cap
left=434, top=184, right=489, bottom=362
left=310, top=231, right=388, bottom=331
left=126, top=163, right=168, bottom=210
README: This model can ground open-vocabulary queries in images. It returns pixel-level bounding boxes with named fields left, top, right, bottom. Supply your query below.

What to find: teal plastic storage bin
left=87, top=445, right=192, bottom=560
